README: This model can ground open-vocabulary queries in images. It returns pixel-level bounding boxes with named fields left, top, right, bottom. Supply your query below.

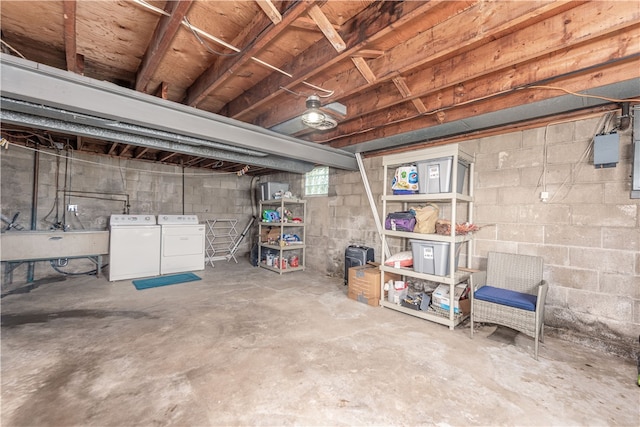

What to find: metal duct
left=0, top=110, right=317, bottom=174
left=0, top=54, right=358, bottom=171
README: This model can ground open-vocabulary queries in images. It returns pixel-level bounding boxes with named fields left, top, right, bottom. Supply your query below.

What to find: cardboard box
left=348, top=264, right=400, bottom=307
left=431, top=283, right=470, bottom=314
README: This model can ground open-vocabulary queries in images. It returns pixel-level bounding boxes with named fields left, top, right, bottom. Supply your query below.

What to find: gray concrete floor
left=1, top=262, right=638, bottom=426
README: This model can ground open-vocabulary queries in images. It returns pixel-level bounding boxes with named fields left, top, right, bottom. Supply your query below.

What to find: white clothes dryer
left=157, top=215, right=205, bottom=274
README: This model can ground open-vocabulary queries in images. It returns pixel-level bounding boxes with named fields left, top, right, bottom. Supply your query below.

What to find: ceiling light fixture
left=301, top=95, right=326, bottom=127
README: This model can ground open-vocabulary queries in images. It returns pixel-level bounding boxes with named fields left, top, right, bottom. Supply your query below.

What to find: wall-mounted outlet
left=67, top=204, right=78, bottom=212
left=540, top=192, right=549, bottom=202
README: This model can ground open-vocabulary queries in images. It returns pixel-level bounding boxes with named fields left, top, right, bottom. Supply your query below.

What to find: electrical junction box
left=593, top=133, right=619, bottom=168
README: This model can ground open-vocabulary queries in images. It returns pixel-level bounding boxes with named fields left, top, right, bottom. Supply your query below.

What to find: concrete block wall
left=1, top=145, right=254, bottom=286
left=270, top=113, right=638, bottom=356
left=460, top=114, right=639, bottom=355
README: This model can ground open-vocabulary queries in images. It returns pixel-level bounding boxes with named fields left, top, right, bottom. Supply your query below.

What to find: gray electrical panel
left=593, top=133, right=619, bottom=168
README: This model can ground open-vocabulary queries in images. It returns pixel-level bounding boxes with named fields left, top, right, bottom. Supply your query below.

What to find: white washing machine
left=158, top=214, right=205, bottom=275
left=109, top=214, right=161, bottom=281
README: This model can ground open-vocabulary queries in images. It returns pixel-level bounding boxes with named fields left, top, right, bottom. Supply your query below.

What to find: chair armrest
left=470, top=270, right=487, bottom=293
left=536, top=280, right=548, bottom=311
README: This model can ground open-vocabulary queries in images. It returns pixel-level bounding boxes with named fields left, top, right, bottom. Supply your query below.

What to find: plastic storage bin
left=410, top=239, right=461, bottom=275
left=417, top=156, right=468, bottom=194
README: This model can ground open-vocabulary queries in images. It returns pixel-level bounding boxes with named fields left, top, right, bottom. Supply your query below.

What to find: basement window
left=305, top=166, right=329, bottom=196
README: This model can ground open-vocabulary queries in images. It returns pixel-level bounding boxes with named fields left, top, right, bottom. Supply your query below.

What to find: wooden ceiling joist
left=307, top=5, right=346, bottom=52
left=107, top=142, right=119, bottom=155
left=134, top=147, right=150, bottom=159
left=158, top=152, right=179, bottom=162
left=185, top=0, right=315, bottom=107
left=135, top=0, right=194, bottom=93
left=255, top=0, right=282, bottom=25
left=228, top=0, right=442, bottom=119
left=62, top=0, right=80, bottom=74
left=393, top=77, right=427, bottom=114
left=256, top=1, right=630, bottom=128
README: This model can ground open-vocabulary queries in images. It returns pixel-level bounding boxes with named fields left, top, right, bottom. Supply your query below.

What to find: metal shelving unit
left=205, top=219, right=239, bottom=267
left=380, top=143, right=474, bottom=330
left=258, top=198, right=306, bottom=274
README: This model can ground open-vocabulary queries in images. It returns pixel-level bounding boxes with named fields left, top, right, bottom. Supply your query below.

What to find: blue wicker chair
left=470, top=252, right=548, bottom=360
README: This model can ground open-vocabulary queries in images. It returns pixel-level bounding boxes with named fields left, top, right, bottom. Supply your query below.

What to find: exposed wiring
left=526, top=85, right=640, bottom=103
left=2, top=142, right=240, bottom=177
left=314, top=82, right=637, bottom=144
left=0, top=38, right=25, bottom=58
left=183, top=16, right=243, bottom=57
left=132, top=0, right=334, bottom=98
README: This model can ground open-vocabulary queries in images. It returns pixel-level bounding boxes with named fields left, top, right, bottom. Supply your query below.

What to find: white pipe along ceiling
left=0, top=54, right=359, bottom=173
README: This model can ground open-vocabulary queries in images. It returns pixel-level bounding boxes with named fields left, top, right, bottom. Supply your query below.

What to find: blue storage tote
left=417, top=156, right=468, bottom=194
left=410, top=239, right=461, bottom=276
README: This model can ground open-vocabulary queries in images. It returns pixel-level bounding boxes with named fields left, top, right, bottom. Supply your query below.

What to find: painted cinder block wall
left=264, top=113, right=638, bottom=355
left=0, top=146, right=255, bottom=284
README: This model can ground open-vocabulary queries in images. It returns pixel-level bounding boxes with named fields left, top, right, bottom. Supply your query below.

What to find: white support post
left=355, top=153, right=391, bottom=258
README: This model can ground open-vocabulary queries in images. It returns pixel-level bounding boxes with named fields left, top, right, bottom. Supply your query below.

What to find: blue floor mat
left=132, top=273, right=201, bottom=290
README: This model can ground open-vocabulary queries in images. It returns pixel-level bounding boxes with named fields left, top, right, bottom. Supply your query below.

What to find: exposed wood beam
left=185, top=0, right=316, bottom=107
left=336, top=61, right=639, bottom=148
left=159, top=152, right=178, bottom=162
left=393, top=77, right=427, bottom=114
left=323, top=58, right=639, bottom=148
left=136, top=0, right=194, bottom=93
left=62, top=0, right=80, bottom=73
left=290, top=16, right=340, bottom=31
left=107, top=142, right=118, bottom=155
left=76, top=135, right=82, bottom=151
left=334, top=6, right=640, bottom=122
left=308, top=5, right=346, bottom=52
left=255, top=0, right=282, bottom=25
left=356, top=50, right=385, bottom=59
left=134, top=147, right=149, bottom=159
left=253, top=1, right=615, bottom=128
left=120, top=145, right=131, bottom=156
left=185, top=156, right=204, bottom=166
left=352, top=56, right=377, bottom=84
left=227, top=0, right=450, bottom=119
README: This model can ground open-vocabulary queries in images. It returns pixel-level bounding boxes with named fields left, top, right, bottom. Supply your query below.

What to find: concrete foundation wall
left=1, top=146, right=254, bottom=284
left=267, top=114, right=638, bottom=356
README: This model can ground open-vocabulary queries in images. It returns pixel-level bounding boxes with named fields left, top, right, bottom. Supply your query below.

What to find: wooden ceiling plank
left=135, top=0, right=194, bottom=93
left=351, top=56, right=377, bottom=84
left=257, top=1, right=630, bottom=128
left=255, top=0, right=282, bottom=25
left=227, top=0, right=446, bottom=119
left=185, top=0, right=316, bottom=107
left=307, top=5, right=346, bottom=52
left=63, top=0, right=79, bottom=73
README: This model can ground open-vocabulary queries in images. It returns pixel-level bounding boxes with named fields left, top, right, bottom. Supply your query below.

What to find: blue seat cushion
left=474, top=285, right=537, bottom=311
